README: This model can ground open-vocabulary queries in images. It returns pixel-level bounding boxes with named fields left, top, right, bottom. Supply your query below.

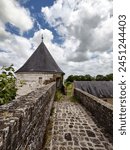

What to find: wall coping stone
left=75, top=88, right=113, bottom=110
left=0, top=82, right=56, bottom=150
left=74, top=88, right=113, bottom=136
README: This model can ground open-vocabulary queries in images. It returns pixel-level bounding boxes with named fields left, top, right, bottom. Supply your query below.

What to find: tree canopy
left=65, top=73, right=113, bottom=83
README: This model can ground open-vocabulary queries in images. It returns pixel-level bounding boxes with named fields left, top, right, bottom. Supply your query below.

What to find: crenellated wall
left=0, top=82, right=56, bottom=150
left=74, top=88, right=113, bottom=135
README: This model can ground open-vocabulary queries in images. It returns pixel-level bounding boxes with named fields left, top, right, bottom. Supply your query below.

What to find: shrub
left=0, top=65, right=17, bottom=105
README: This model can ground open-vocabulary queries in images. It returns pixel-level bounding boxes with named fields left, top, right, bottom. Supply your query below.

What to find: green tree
left=65, top=75, right=74, bottom=82
left=0, top=65, right=17, bottom=105
left=84, top=74, right=93, bottom=81
left=105, top=73, right=113, bottom=81
left=65, top=73, right=113, bottom=82
left=96, top=75, right=105, bottom=81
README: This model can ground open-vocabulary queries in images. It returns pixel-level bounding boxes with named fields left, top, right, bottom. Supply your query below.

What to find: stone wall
left=0, top=82, right=56, bottom=150
left=16, top=72, right=54, bottom=83
left=74, top=88, right=113, bottom=135
left=16, top=72, right=62, bottom=96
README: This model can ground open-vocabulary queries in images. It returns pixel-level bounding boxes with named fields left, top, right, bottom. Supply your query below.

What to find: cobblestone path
left=43, top=97, right=113, bottom=150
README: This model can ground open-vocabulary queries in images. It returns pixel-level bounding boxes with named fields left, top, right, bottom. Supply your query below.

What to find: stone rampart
left=74, top=88, right=113, bottom=135
left=0, top=82, right=56, bottom=150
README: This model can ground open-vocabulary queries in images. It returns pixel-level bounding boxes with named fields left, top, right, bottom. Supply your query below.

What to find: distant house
left=16, top=40, right=64, bottom=91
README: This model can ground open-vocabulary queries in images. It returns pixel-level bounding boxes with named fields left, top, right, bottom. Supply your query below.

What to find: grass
left=64, top=82, right=79, bottom=103
left=65, top=82, right=73, bottom=96
left=42, top=106, right=55, bottom=148
left=54, top=82, right=79, bottom=103
left=42, top=117, right=53, bottom=148
left=70, top=96, right=78, bottom=103
left=54, top=90, right=64, bottom=101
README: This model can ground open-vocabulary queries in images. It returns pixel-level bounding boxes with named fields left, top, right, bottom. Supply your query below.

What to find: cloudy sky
left=0, top=0, right=113, bottom=78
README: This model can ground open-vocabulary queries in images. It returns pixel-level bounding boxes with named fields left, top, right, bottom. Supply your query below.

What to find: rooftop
left=74, top=81, right=113, bottom=98
left=16, top=42, right=64, bottom=74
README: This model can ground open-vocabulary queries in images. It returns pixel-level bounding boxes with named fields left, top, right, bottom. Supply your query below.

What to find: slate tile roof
left=74, top=81, right=113, bottom=98
left=16, top=42, right=64, bottom=74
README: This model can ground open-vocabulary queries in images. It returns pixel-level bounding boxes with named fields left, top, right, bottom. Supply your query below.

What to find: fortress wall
left=0, top=82, right=56, bottom=150
left=16, top=73, right=56, bottom=96
left=16, top=73, right=54, bottom=84
left=74, top=88, right=113, bottom=135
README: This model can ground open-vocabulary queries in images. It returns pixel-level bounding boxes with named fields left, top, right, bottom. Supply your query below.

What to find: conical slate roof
left=16, top=42, right=64, bottom=74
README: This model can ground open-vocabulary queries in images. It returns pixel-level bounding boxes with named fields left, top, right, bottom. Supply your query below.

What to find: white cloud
left=0, top=33, right=32, bottom=70
left=0, top=0, right=34, bottom=70
left=0, top=22, right=10, bottom=41
left=0, top=0, right=33, bottom=32
left=42, top=0, right=112, bottom=53
left=0, top=28, right=65, bottom=74
left=30, top=29, right=54, bottom=46
left=41, top=0, right=113, bottom=76
left=0, top=0, right=113, bottom=77
left=0, top=22, right=32, bottom=70
left=30, top=29, right=65, bottom=66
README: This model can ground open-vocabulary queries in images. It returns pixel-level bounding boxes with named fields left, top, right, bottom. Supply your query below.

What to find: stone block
left=0, top=82, right=56, bottom=150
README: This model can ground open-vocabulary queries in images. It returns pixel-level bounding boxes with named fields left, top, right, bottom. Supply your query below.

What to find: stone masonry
left=43, top=97, right=113, bottom=150
left=0, top=82, right=56, bottom=150
left=74, top=88, right=113, bottom=135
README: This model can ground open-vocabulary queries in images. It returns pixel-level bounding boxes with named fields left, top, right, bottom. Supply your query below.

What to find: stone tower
left=16, top=41, right=64, bottom=93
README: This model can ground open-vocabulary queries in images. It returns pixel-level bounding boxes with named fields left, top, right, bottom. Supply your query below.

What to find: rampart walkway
left=43, top=96, right=112, bottom=150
